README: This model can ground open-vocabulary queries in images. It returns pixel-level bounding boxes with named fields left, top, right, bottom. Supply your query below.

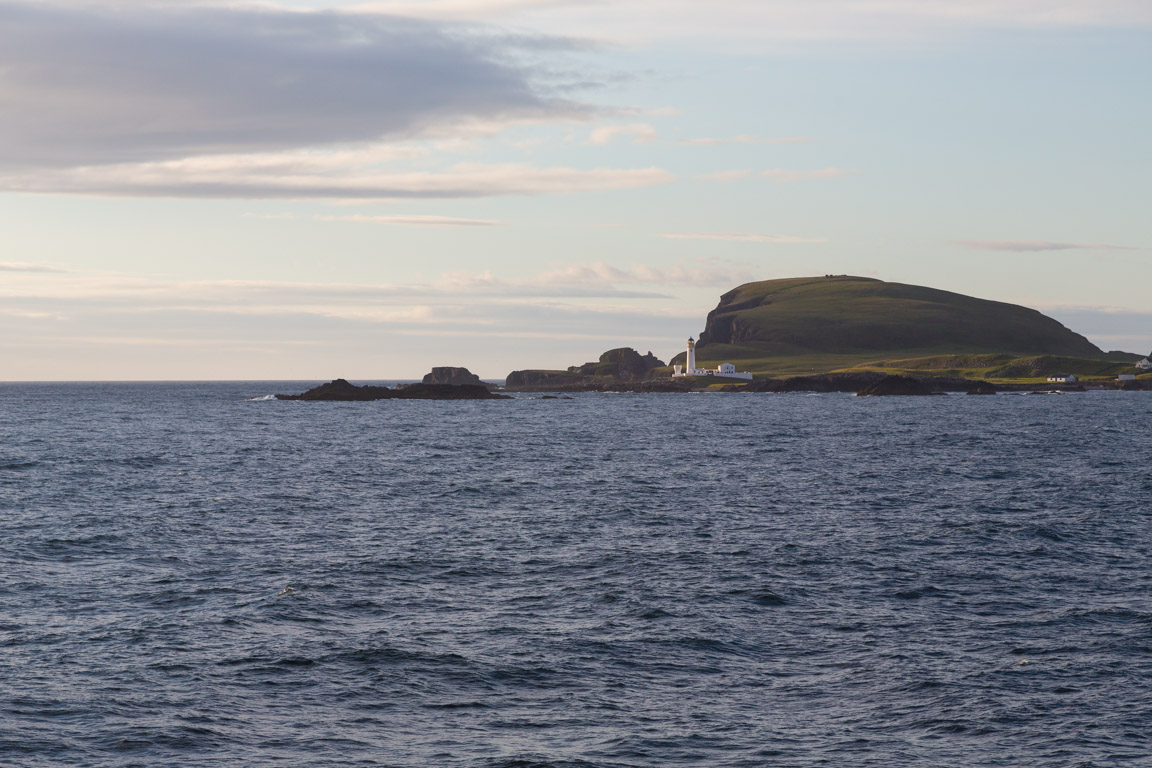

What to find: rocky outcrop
left=567, top=348, right=665, bottom=381
left=504, top=372, right=695, bottom=392
left=856, top=375, right=940, bottom=396
left=966, top=381, right=997, bottom=395
left=276, top=379, right=509, bottom=401
left=276, top=379, right=393, bottom=401
left=506, top=347, right=666, bottom=390
left=421, top=366, right=485, bottom=386
left=505, top=370, right=590, bottom=389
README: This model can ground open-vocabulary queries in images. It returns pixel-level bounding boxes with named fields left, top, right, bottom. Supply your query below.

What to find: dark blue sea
left=2, top=382, right=1151, bottom=767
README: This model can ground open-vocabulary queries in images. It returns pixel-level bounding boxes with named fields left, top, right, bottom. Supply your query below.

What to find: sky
left=2, top=0, right=1150, bottom=380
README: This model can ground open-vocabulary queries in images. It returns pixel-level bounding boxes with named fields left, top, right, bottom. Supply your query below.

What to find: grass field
left=653, top=350, right=1150, bottom=384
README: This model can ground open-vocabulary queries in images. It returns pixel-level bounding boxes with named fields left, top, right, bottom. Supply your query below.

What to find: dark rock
left=395, top=383, right=509, bottom=400
left=856, top=375, right=940, bottom=396
left=421, top=366, right=485, bottom=386
left=505, top=370, right=589, bottom=389
left=506, top=347, right=670, bottom=390
left=277, top=379, right=508, bottom=401
left=276, top=378, right=394, bottom=401
left=966, top=381, right=997, bottom=395
left=567, top=347, right=665, bottom=381
left=718, top=372, right=887, bottom=393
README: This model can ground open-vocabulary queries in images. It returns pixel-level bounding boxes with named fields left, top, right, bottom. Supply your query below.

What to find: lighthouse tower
left=686, top=337, right=697, bottom=374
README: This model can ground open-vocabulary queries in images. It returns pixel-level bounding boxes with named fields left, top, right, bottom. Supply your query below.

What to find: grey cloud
left=0, top=157, right=673, bottom=198
left=0, top=302, right=697, bottom=379
left=0, top=2, right=585, bottom=168
left=955, top=240, right=1138, bottom=252
left=0, top=261, right=65, bottom=272
left=0, top=276, right=669, bottom=311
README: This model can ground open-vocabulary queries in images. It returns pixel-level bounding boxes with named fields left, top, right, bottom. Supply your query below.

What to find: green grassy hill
left=672, top=276, right=1117, bottom=379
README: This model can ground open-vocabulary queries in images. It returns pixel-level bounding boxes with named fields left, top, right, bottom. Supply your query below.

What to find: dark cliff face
left=696, top=287, right=767, bottom=346
left=856, top=374, right=940, bottom=396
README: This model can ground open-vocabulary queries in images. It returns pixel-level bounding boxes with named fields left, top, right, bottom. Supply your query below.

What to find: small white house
left=1047, top=374, right=1078, bottom=383
left=1136, top=358, right=1152, bottom=370
left=1118, top=374, right=1137, bottom=381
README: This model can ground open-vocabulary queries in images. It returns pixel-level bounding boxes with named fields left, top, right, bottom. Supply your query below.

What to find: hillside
left=671, top=276, right=1109, bottom=376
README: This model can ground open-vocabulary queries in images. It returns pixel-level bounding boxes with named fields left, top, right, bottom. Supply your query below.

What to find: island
left=279, top=277, right=1149, bottom=398
left=503, top=276, right=1152, bottom=393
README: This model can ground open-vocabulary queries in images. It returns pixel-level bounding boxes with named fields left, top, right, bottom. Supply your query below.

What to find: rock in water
left=276, top=379, right=509, bottom=401
left=856, top=375, right=939, bottom=396
left=276, top=379, right=393, bottom=401
left=422, top=367, right=484, bottom=386
left=966, top=381, right=997, bottom=395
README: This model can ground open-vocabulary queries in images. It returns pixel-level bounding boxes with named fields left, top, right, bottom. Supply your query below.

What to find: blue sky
left=2, top=0, right=1149, bottom=379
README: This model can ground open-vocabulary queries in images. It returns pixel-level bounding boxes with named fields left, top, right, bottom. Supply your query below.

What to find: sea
left=2, top=382, right=1151, bottom=767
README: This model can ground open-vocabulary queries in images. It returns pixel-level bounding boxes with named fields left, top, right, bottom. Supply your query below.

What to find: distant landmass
left=505, top=275, right=1149, bottom=388
left=666, top=275, right=1144, bottom=378
left=283, top=276, right=1148, bottom=396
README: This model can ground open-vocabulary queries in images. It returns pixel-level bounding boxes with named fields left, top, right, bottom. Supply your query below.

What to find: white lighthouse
left=671, top=336, right=753, bottom=380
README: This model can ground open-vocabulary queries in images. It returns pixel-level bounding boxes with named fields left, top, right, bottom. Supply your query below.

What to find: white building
left=671, top=337, right=753, bottom=380
left=1047, top=374, right=1078, bottom=383
left=1136, top=358, right=1151, bottom=370
left=1118, top=374, right=1136, bottom=381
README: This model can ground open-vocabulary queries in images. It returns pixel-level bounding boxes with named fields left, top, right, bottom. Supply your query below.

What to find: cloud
left=0, top=262, right=691, bottom=308
left=0, top=261, right=66, bottom=273
left=587, top=123, right=658, bottom=145
left=586, top=129, right=812, bottom=148
left=676, top=135, right=813, bottom=146
left=344, top=0, right=1152, bottom=47
left=759, top=167, right=857, bottom=182
left=0, top=259, right=756, bottom=315
left=0, top=1, right=586, bottom=169
left=0, top=154, right=675, bottom=199
left=661, top=232, right=828, bottom=244
left=530, top=259, right=755, bottom=288
left=955, top=240, right=1139, bottom=252
left=0, top=257, right=763, bottom=377
left=0, top=295, right=707, bottom=379
left=318, top=214, right=502, bottom=226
